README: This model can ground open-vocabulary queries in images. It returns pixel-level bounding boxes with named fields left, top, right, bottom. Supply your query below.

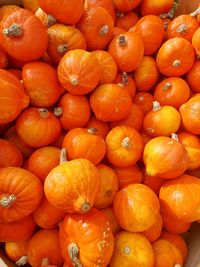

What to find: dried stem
left=0, top=194, right=16, bottom=208
left=3, top=23, right=22, bottom=37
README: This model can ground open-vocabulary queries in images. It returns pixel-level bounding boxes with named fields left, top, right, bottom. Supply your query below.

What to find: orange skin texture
left=167, top=15, right=199, bottom=42
left=143, top=136, right=189, bottom=179
left=92, top=50, right=118, bottom=84
left=58, top=49, right=101, bottom=95
left=0, top=46, right=7, bottom=69
left=38, top=0, right=83, bottom=25
left=86, top=116, right=110, bottom=139
left=112, top=0, right=141, bottom=12
left=114, top=72, right=136, bottom=99
left=59, top=208, right=114, bottom=267
left=143, top=173, right=166, bottom=195
left=101, top=207, right=121, bottom=235
left=152, top=239, right=183, bottom=267
left=84, top=0, right=115, bottom=20
left=5, top=240, right=29, bottom=262
left=0, top=139, right=23, bottom=168
left=115, top=11, right=139, bottom=31
left=159, top=174, right=200, bottom=223
left=143, top=213, right=163, bottom=243
left=94, top=164, right=119, bottom=209
left=0, top=9, right=48, bottom=62
left=156, top=37, right=195, bottom=77
left=133, top=92, right=154, bottom=115
left=109, top=231, right=155, bottom=267
left=22, top=61, right=61, bottom=108
left=27, top=229, right=63, bottom=267
left=16, top=108, right=61, bottom=148
left=178, top=132, right=200, bottom=170
left=90, top=84, right=132, bottom=122
left=27, top=146, right=60, bottom=183
left=0, top=215, right=36, bottom=242
left=0, top=5, right=20, bottom=20
left=192, top=27, right=200, bottom=56
left=113, top=183, right=160, bottom=232
left=35, top=8, right=51, bottom=28
left=110, top=104, right=144, bottom=132
left=0, top=69, right=30, bottom=124
left=44, top=158, right=100, bottom=213
left=62, top=128, right=106, bottom=165
left=141, top=0, right=173, bottom=16
left=57, top=93, right=91, bottom=131
left=106, top=126, right=144, bottom=167
left=143, top=104, right=181, bottom=137
left=130, top=15, right=165, bottom=55
left=113, top=165, right=143, bottom=189
left=23, top=0, right=39, bottom=13
left=133, top=56, right=159, bottom=91
left=108, top=32, right=144, bottom=72
left=33, top=196, right=65, bottom=229
left=113, top=27, right=126, bottom=36
left=0, top=167, right=43, bottom=222
left=179, top=94, right=200, bottom=134
left=47, top=24, right=86, bottom=64
left=186, top=60, right=200, bottom=93
left=154, top=77, right=190, bottom=109
left=77, top=7, right=114, bottom=51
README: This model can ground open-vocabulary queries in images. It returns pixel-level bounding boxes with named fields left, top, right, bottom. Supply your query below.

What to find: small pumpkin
left=141, top=0, right=173, bottom=16
left=143, top=213, right=163, bottom=243
left=101, top=207, right=121, bottom=235
left=5, top=240, right=29, bottom=266
left=186, top=59, right=200, bottom=93
left=110, top=231, right=154, bottom=267
left=113, top=183, right=160, bottom=232
left=115, top=11, right=139, bottom=31
left=35, top=8, right=57, bottom=28
left=192, top=27, right=200, bottom=56
left=84, top=0, right=115, bottom=20
left=59, top=208, right=114, bottom=267
left=114, top=72, right=136, bottom=98
left=133, top=92, right=154, bottom=115
left=86, top=116, right=110, bottom=139
left=112, top=0, right=142, bottom=12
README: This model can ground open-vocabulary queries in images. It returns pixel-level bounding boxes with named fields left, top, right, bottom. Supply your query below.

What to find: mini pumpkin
left=5, top=240, right=29, bottom=266
left=186, top=59, right=200, bottom=93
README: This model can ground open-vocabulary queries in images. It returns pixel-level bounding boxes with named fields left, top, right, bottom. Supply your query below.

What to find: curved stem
left=122, top=137, right=131, bottom=149
left=190, top=6, right=200, bottom=17
left=41, top=258, right=49, bottom=266
left=68, top=243, right=83, bottom=267
left=173, top=60, right=181, bottom=67
left=60, top=148, right=68, bottom=164
left=160, top=0, right=179, bottom=19
left=38, top=108, right=49, bottom=119
left=121, top=72, right=128, bottom=86
left=153, top=101, right=161, bottom=111
left=87, top=128, right=97, bottom=135
left=119, top=35, right=126, bottom=47
left=16, top=256, right=28, bottom=266
left=3, top=23, right=22, bottom=37
left=57, top=44, right=68, bottom=54
left=47, top=15, right=57, bottom=27
left=163, top=82, right=171, bottom=91
left=176, top=24, right=188, bottom=33
left=0, top=194, right=16, bottom=208
left=53, top=107, right=63, bottom=117
left=174, top=264, right=182, bottom=267
left=171, top=133, right=179, bottom=141
left=99, top=25, right=109, bottom=36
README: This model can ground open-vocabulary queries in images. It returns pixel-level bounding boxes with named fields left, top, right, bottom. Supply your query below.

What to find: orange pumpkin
left=141, top=0, right=173, bottom=16
left=133, top=92, right=154, bottom=115
left=0, top=46, right=7, bottom=68
left=92, top=50, right=117, bottom=84
left=58, top=49, right=100, bottom=95
left=110, top=231, right=154, bottom=267
left=5, top=240, right=29, bottom=265
left=27, top=146, right=60, bottom=183
left=143, top=213, right=163, bottom=243
left=86, top=116, right=110, bottom=139
left=143, top=101, right=181, bottom=137
left=113, top=26, right=126, bottom=36
left=192, top=27, right=200, bottom=56
left=112, top=0, right=141, bottom=12
left=94, top=164, right=119, bottom=209
left=90, top=84, right=132, bottom=122
left=106, top=126, right=144, bottom=167
left=0, top=69, right=29, bottom=124
left=113, top=165, right=143, bottom=189
left=0, top=9, right=48, bottom=62
left=154, top=77, right=190, bottom=109
left=84, top=0, right=115, bottom=20
left=179, top=94, right=200, bottom=134
left=35, top=8, right=57, bottom=28
left=108, top=32, right=144, bottom=72
left=62, top=128, right=106, bottom=165
left=160, top=174, right=200, bottom=223
left=0, top=5, right=20, bottom=20
left=130, top=15, right=164, bottom=55
left=38, top=0, right=83, bottom=25
left=0, top=167, right=43, bottom=222
left=143, top=173, right=166, bottom=195
left=27, top=229, right=63, bottom=267
left=156, top=37, right=195, bottom=77
left=133, top=56, right=159, bottom=91
left=55, top=93, right=91, bottom=131
left=59, top=208, right=114, bottom=267
left=186, top=59, right=200, bottom=93
left=101, top=207, right=121, bottom=235
left=47, top=24, right=86, bottom=64
left=23, top=0, right=39, bottom=13
left=44, top=150, right=100, bottom=213
left=77, top=7, right=114, bottom=51
left=114, top=72, right=136, bottom=98
left=0, top=215, right=36, bottom=242
left=16, top=108, right=61, bottom=148
left=0, top=139, right=23, bottom=168
left=115, top=11, right=139, bottom=31
left=113, top=183, right=160, bottom=232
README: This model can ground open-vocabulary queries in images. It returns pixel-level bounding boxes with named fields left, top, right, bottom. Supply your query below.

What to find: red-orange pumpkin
left=0, top=46, right=7, bottom=69
left=115, top=11, right=139, bottom=31
left=192, top=27, right=200, bottom=57
left=186, top=59, right=200, bottom=93
left=141, top=0, right=173, bottom=16
left=101, top=207, right=121, bottom=235
left=86, top=116, right=110, bottom=139
left=133, top=92, right=154, bottom=115
left=0, top=5, right=20, bottom=20
left=143, top=173, right=166, bottom=195
left=5, top=240, right=29, bottom=265
left=84, top=0, right=115, bottom=20
left=112, top=0, right=141, bottom=12
left=114, top=72, right=136, bottom=99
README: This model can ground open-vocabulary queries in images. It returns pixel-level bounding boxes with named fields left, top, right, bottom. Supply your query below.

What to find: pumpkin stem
left=87, top=128, right=97, bottom=135
left=57, top=44, right=68, bottom=54
left=3, top=23, right=22, bottom=37
left=173, top=60, right=181, bottom=67
left=99, top=25, right=109, bottom=36
left=119, top=35, right=126, bottom=47
left=70, top=76, right=79, bottom=86
left=38, top=108, right=49, bottom=119
left=171, top=133, right=179, bottom=141
left=122, top=72, right=129, bottom=86
left=163, top=21, right=169, bottom=30
left=190, top=6, right=200, bottom=17
left=60, top=148, right=68, bottom=164
left=41, top=258, right=50, bottom=266
left=176, top=24, right=188, bottom=33
left=163, top=82, right=171, bottom=91
left=16, top=256, right=28, bottom=266
left=53, top=107, right=63, bottom=117
left=81, top=202, right=91, bottom=212
left=122, top=137, right=131, bottom=149
left=47, top=14, right=57, bottom=27
left=124, top=246, right=131, bottom=255
left=0, top=194, right=16, bottom=208
left=159, top=0, right=179, bottom=19
left=174, top=264, right=182, bottom=267
left=68, top=243, right=83, bottom=267
left=116, top=11, right=124, bottom=18
left=152, top=101, right=161, bottom=111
